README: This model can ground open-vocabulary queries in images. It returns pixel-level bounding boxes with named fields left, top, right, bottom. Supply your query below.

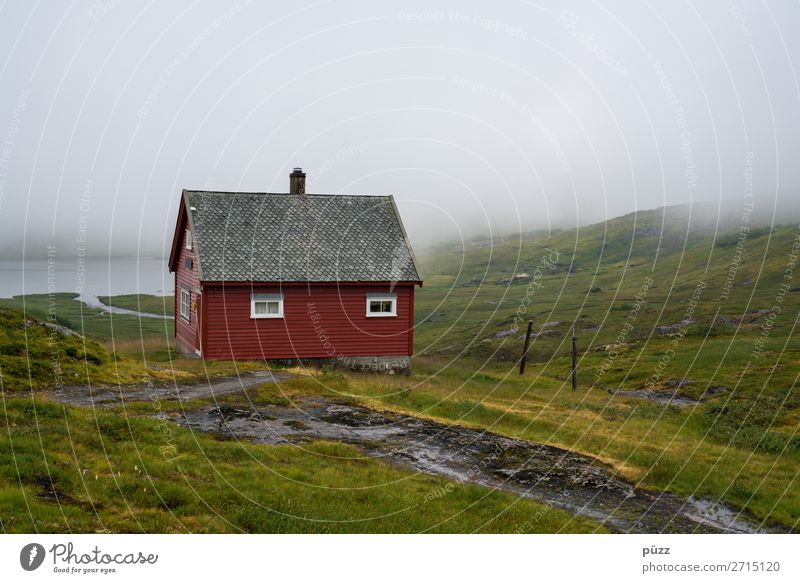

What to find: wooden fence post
left=571, top=329, right=578, bottom=391
left=519, top=320, right=533, bottom=375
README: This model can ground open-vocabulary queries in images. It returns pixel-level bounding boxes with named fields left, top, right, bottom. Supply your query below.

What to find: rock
left=749, top=309, right=771, bottom=322
left=495, top=273, right=531, bottom=285
left=209, top=405, right=251, bottom=419
left=284, top=420, right=308, bottom=431
left=591, top=342, right=626, bottom=352
left=666, top=378, right=694, bottom=389
left=657, top=319, right=694, bottom=335
left=40, top=321, right=81, bottom=337
left=462, top=276, right=486, bottom=287
left=495, top=329, right=516, bottom=339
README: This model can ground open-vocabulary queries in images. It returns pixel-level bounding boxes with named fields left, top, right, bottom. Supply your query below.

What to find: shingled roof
left=180, top=191, right=421, bottom=283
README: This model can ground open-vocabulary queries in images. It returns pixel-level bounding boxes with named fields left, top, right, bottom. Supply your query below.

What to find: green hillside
left=414, top=203, right=800, bottom=404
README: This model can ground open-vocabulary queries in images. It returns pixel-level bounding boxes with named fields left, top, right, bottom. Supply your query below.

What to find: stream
left=76, top=294, right=173, bottom=320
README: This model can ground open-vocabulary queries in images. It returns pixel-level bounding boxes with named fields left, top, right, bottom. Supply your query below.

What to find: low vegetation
left=0, top=309, right=152, bottom=389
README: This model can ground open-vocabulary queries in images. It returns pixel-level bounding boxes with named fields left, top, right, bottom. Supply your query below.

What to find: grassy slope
left=0, top=308, right=162, bottom=389
left=413, top=205, right=800, bottom=404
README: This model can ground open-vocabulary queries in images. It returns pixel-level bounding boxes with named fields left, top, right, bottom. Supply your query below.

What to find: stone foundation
left=187, top=348, right=412, bottom=374
left=321, top=355, right=411, bottom=375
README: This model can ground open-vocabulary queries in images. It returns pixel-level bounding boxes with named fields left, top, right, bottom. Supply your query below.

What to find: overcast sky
left=0, top=0, right=798, bottom=259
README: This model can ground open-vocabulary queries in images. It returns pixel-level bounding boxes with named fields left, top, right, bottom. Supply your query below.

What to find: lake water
left=0, top=257, right=172, bottom=299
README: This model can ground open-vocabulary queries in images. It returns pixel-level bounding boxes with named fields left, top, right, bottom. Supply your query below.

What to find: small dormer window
left=366, top=293, right=397, bottom=317
left=185, top=228, right=193, bottom=250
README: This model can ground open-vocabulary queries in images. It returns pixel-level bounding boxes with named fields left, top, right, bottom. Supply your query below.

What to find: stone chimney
left=289, top=167, right=306, bottom=194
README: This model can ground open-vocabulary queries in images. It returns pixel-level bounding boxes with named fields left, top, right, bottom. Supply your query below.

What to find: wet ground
left=51, top=371, right=289, bottom=407
left=47, top=372, right=775, bottom=533
left=611, top=384, right=728, bottom=406
left=175, top=395, right=771, bottom=534
left=611, top=389, right=701, bottom=406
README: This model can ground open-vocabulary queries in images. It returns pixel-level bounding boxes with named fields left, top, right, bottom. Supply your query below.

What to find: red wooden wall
left=200, top=283, right=415, bottom=360
left=174, top=226, right=200, bottom=353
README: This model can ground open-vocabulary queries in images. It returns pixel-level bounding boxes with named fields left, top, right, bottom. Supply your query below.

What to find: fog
left=1, top=0, right=799, bottom=259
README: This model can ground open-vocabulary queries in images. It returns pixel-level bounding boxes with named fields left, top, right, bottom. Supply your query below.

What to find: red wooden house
left=167, top=168, right=422, bottom=373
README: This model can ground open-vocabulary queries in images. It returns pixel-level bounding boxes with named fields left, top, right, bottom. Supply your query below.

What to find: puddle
left=612, top=389, right=701, bottom=407
left=683, top=498, right=764, bottom=533
left=175, top=396, right=771, bottom=533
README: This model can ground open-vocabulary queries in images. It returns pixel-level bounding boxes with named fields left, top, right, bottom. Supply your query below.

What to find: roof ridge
left=185, top=190, right=390, bottom=198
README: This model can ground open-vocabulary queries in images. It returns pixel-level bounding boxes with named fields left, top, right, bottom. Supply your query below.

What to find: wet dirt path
left=173, top=395, right=770, bottom=534
left=50, top=371, right=290, bottom=407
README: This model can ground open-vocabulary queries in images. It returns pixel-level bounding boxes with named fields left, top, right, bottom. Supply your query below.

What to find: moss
left=0, top=308, right=123, bottom=390
left=699, top=390, right=800, bottom=455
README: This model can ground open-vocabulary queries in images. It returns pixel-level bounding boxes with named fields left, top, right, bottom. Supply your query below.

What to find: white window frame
left=185, top=228, right=193, bottom=250
left=365, top=293, right=397, bottom=317
left=251, top=293, right=284, bottom=319
left=180, top=287, right=191, bottom=322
